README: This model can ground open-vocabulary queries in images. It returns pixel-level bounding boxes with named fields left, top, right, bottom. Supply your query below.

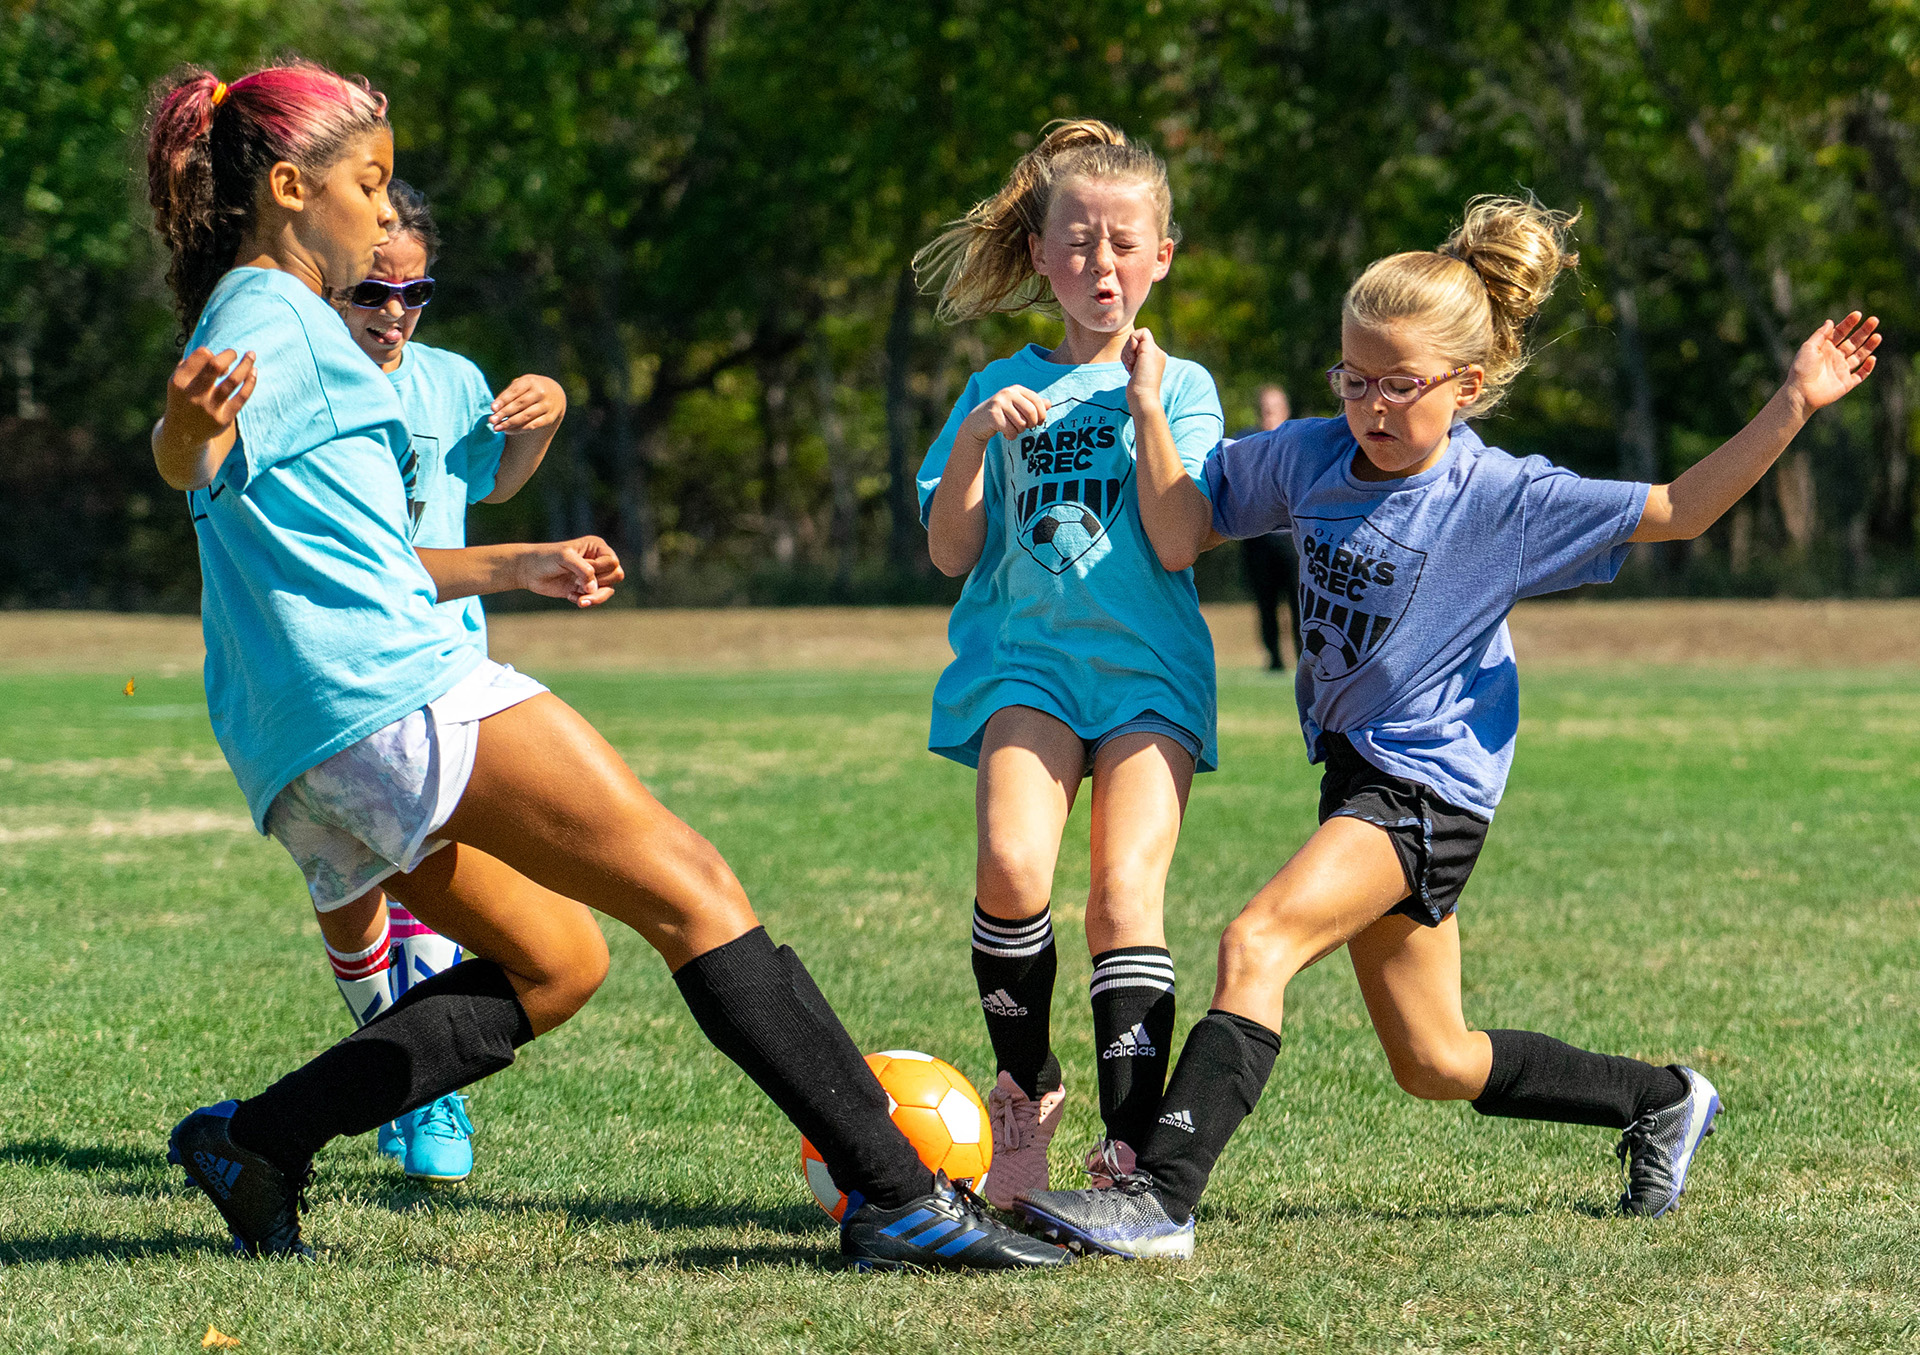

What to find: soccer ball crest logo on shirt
left=1294, top=516, right=1428, bottom=682
left=1300, top=616, right=1364, bottom=679
left=1007, top=395, right=1132, bottom=575
left=800, top=1051, right=991, bottom=1220
left=1025, top=500, right=1107, bottom=573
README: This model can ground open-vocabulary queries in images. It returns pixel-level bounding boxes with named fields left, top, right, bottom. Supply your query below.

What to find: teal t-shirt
left=185, top=268, right=479, bottom=829
left=916, top=343, right=1225, bottom=771
left=388, top=341, right=506, bottom=650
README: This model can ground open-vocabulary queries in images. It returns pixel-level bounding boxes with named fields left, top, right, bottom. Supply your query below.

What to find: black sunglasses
left=346, top=277, right=435, bottom=310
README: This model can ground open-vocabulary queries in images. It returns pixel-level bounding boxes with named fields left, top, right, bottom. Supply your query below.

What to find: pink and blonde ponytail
left=145, top=61, right=389, bottom=326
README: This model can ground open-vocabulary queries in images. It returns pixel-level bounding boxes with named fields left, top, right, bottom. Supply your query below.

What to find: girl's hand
left=1122, top=328, right=1167, bottom=406
left=518, top=536, right=624, bottom=607
left=166, top=347, right=256, bottom=446
left=960, top=385, right=1051, bottom=445
left=1785, top=313, right=1880, bottom=417
left=490, top=375, right=567, bottom=433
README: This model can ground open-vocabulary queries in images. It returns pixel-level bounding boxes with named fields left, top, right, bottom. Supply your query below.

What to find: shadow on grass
left=622, top=1242, right=836, bottom=1273
left=1202, top=1199, right=1571, bottom=1225
left=0, top=1137, right=190, bottom=1200
left=0, top=1138, right=168, bottom=1177
left=0, top=1231, right=229, bottom=1264
left=351, top=1177, right=830, bottom=1239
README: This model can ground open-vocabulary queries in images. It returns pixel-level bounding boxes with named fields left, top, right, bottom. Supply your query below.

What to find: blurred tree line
left=3, top=0, right=1917, bottom=609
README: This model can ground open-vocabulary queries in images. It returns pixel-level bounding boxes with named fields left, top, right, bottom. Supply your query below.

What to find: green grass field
left=3, top=659, right=1919, bottom=1352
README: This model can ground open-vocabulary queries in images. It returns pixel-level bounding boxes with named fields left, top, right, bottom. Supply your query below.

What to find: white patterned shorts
left=265, top=660, right=548, bottom=911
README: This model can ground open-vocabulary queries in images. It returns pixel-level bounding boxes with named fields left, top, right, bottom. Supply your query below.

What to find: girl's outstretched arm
left=1632, top=314, right=1880, bottom=542
left=927, top=386, right=1050, bottom=576
left=417, top=537, right=624, bottom=608
left=482, top=374, right=567, bottom=503
left=1124, top=329, right=1220, bottom=571
left=152, top=347, right=256, bottom=490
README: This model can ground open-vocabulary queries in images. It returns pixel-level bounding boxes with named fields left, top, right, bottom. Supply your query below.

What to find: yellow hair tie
left=210, top=81, right=228, bottom=107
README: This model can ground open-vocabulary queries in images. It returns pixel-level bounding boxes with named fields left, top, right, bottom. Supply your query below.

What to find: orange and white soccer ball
left=800, top=1050, right=992, bottom=1221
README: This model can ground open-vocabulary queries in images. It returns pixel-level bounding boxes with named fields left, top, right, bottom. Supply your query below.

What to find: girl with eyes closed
left=915, top=118, right=1224, bottom=1208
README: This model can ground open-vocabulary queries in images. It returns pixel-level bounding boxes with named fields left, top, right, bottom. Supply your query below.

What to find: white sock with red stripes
left=389, top=903, right=462, bottom=1000
left=326, top=917, right=395, bottom=1028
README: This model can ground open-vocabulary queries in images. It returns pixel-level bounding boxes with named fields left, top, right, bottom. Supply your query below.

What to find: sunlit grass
left=1, top=664, right=1917, bottom=1352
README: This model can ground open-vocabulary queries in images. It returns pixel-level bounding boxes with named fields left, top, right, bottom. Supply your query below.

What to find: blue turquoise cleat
left=376, top=1120, right=405, bottom=1162
left=400, top=1093, right=474, bottom=1184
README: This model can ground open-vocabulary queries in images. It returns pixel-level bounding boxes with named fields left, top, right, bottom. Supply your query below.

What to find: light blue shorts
left=1081, top=710, right=1202, bottom=776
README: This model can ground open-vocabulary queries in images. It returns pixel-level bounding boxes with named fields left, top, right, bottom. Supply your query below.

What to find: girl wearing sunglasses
left=314, top=181, right=567, bottom=1184
left=1015, top=194, right=1879, bottom=1258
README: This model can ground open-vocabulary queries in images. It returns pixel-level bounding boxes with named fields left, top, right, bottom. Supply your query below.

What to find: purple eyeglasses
left=1325, top=363, right=1469, bottom=405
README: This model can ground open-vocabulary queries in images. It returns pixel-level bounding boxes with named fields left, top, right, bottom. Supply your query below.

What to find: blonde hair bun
left=1344, top=194, right=1579, bottom=418
left=915, top=118, right=1175, bottom=325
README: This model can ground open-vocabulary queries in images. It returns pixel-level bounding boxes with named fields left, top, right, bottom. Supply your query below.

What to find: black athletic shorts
left=1316, top=732, right=1491, bottom=927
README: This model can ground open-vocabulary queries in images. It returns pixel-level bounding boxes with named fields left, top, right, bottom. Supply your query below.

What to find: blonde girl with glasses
left=1015, top=195, right=1879, bottom=1258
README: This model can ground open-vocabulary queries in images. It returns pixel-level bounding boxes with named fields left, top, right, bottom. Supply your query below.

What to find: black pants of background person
left=1242, top=532, right=1300, bottom=671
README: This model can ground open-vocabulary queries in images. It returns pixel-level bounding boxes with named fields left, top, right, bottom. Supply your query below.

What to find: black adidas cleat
left=167, top=1100, right=315, bottom=1259
left=1618, top=1066, right=1721, bottom=1218
left=1016, top=1172, right=1195, bottom=1259
left=840, top=1172, right=1070, bottom=1271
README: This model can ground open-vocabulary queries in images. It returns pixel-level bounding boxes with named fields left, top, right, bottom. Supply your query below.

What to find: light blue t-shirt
left=185, top=268, right=479, bottom=829
left=1204, top=416, right=1648, bottom=816
left=388, top=341, right=506, bottom=650
left=917, top=344, right=1225, bottom=770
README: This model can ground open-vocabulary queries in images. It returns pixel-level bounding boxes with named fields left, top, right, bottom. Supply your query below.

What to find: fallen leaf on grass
left=202, top=1326, right=239, bottom=1348
left=123, top=678, right=136, bottom=696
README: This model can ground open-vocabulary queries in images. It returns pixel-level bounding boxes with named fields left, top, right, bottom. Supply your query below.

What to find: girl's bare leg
left=382, top=842, right=608, bottom=1035
left=1104, top=816, right=1412, bottom=1221
left=1210, top=815, right=1411, bottom=1031
left=969, top=707, right=1083, bottom=1202
left=437, top=693, right=936, bottom=1208
left=1084, top=732, right=1192, bottom=953
left=975, top=705, right=1083, bottom=922
left=1347, top=912, right=1492, bottom=1100
left=437, top=694, right=759, bottom=970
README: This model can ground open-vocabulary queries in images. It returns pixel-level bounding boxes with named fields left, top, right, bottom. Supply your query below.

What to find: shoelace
left=939, top=1173, right=1005, bottom=1229
left=988, top=1089, right=1035, bottom=1151
left=1616, top=1115, right=1670, bottom=1200
left=1085, top=1140, right=1127, bottom=1185
left=418, top=1094, right=473, bottom=1139
left=1105, top=1170, right=1159, bottom=1199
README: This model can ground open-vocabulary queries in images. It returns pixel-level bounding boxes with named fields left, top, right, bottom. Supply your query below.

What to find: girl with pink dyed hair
left=146, top=59, right=1062, bottom=1271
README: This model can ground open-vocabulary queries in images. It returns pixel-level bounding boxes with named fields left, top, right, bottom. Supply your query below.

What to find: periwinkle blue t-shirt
left=185, top=267, right=478, bottom=828
left=388, top=341, right=506, bottom=651
left=917, top=344, right=1225, bottom=770
left=1204, top=416, right=1648, bottom=816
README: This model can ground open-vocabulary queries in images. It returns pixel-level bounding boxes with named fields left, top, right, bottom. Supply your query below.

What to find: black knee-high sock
left=674, top=927, right=932, bottom=1211
left=1137, top=1011, right=1280, bottom=1223
left=1470, top=1030, right=1688, bottom=1129
left=229, top=958, right=534, bottom=1175
left=1089, top=946, right=1176, bottom=1149
left=970, top=903, right=1060, bottom=1099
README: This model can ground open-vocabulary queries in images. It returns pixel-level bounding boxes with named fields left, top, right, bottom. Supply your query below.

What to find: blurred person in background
left=1237, top=384, right=1298, bottom=671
